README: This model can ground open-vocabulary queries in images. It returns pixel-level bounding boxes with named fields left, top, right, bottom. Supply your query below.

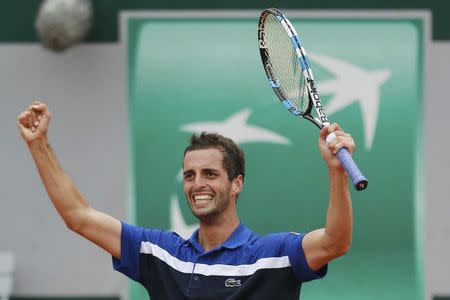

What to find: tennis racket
left=258, top=8, right=368, bottom=191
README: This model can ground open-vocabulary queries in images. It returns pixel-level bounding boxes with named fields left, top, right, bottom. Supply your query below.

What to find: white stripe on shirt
left=140, top=241, right=291, bottom=276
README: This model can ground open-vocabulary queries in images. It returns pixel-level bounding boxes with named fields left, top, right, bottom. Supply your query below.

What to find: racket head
left=258, top=8, right=329, bottom=128
left=258, top=9, right=368, bottom=191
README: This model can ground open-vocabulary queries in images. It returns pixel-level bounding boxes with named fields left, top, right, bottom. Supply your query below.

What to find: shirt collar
left=184, top=223, right=253, bottom=251
left=222, top=223, right=252, bottom=249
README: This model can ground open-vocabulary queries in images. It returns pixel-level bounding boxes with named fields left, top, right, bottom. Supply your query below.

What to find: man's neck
left=198, top=216, right=240, bottom=252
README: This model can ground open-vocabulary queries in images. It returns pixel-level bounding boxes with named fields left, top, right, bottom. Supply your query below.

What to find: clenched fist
left=319, top=123, right=355, bottom=171
left=17, top=101, right=51, bottom=145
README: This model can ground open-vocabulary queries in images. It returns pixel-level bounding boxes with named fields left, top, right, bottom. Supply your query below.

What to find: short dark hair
left=184, top=132, right=245, bottom=182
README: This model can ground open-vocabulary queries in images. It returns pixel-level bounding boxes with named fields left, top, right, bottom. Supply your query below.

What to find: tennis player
left=18, top=101, right=354, bottom=299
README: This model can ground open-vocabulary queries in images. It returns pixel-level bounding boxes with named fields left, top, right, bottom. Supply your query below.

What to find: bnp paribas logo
left=169, top=52, right=391, bottom=238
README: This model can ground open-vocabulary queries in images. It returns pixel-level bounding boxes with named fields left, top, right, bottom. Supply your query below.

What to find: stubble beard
left=190, top=196, right=231, bottom=225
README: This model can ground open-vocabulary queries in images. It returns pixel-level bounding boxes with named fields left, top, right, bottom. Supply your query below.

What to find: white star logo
left=309, top=52, right=391, bottom=150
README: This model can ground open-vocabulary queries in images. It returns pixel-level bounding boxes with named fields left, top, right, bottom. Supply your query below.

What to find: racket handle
left=326, top=133, right=368, bottom=191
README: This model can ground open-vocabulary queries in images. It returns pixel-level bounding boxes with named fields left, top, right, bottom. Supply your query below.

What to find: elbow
left=324, top=227, right=352, bottom=258
left=334, top=238, right=352, bottom=257
left=336, top=242, right=351, bottom=257
left=65, top=217, right=82, bottom=233
left=63, top=210, right=87, bottom=234
left=326, top=237, right=352, bottom=259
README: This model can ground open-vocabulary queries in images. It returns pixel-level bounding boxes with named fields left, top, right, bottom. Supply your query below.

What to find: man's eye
left=184, top=173, right=193, bottom=180
left=206, top=171, right=216, bottom=177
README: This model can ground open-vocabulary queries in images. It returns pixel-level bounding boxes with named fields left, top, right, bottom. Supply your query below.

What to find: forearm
left=28, top=139, right=89, bottom=229
left=303, top=124, right=354, bottom=269
left=323, top=168, right=353, bottom=254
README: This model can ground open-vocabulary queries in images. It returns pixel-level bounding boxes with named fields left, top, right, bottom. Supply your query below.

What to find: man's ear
left=232, top=175, right=243, bottom=194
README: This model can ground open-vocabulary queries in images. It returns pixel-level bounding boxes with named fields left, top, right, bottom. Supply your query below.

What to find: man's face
left=183, top=148, right=241, bottom=221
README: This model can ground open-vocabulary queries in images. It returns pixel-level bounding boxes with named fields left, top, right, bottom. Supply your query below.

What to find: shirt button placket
left=191, top=257, right=202, bottom=290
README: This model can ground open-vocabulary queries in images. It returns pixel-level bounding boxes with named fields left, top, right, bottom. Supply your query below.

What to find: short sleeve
left=285, top=232, right=328, bottom=282
left=112, top=222, right=146, bottom=281
left=112, top=222, right=185, bottom=282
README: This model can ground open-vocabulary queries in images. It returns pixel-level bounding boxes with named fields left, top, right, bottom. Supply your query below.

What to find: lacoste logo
left=225, top=278, right=241, bottom=288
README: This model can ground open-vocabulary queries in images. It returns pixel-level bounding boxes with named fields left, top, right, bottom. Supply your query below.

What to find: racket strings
left=263, top=15, right=309, bottom=113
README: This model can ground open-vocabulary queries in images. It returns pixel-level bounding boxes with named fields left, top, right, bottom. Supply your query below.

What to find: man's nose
left=193, top=176, right=207, bottom=187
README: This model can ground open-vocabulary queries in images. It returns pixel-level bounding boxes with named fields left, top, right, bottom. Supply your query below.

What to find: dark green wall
left=1, top=0, right=449, bottom=42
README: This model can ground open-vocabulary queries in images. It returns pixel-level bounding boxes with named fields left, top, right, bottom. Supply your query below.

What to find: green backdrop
left=0, top=1, right=448, bottom=41
left=127, top=13, right=424, bottom=300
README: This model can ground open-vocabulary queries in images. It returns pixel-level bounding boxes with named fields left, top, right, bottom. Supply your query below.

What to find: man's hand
left=319, top=123, right=355, bottom=170
left=18, top=101, right=51, bottom=145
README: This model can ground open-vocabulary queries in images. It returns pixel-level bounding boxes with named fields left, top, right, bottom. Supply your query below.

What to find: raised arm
left=302, top=123, right=353, bottom=271
left=17, top=102, right=122, bottom=259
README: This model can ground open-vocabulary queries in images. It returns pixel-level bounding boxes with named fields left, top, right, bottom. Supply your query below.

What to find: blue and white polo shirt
left=113, top=222, right=327, bottom=299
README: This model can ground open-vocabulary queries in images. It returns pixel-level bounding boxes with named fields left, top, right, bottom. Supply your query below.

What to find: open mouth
left=192, top=194, right=214, bottom=206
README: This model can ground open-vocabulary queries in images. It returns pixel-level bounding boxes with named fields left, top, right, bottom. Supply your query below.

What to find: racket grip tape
left=326, top=133, right=368, bottom=191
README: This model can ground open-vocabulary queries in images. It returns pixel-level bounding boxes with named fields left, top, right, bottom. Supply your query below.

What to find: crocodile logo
left=225, top=278, right=241, bottom=288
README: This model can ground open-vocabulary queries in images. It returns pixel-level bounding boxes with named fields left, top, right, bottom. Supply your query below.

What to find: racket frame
left=258, top=8, right=368, bottom=191
left=258, top=8, right=329, bottom=129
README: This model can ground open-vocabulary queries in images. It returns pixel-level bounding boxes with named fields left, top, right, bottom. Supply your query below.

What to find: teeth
left=194, top=195, right=213, bottom=201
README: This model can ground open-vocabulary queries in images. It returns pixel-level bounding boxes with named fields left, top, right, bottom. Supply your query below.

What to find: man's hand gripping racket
left=258, top=8, right=368, bottom=191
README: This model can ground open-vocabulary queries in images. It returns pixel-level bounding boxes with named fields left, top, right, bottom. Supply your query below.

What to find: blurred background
left=0, top=1, right=449, bottom=300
